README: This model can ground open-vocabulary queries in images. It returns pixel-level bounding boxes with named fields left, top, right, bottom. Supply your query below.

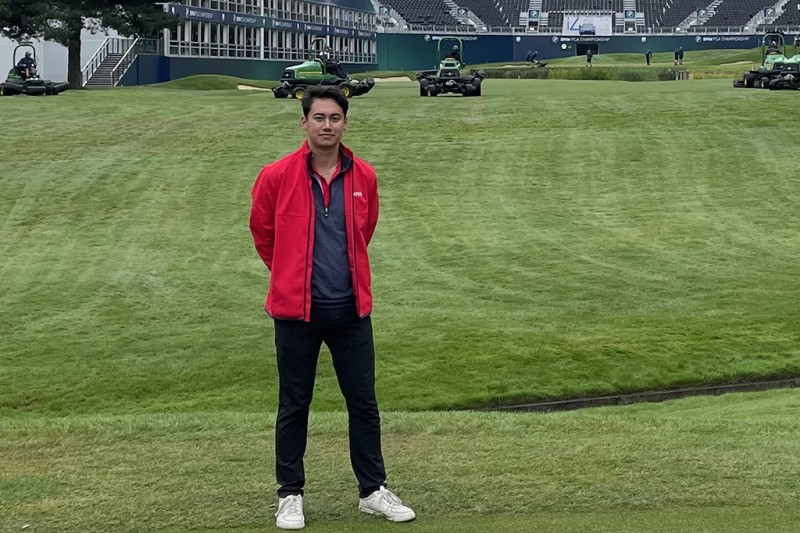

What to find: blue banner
left=165, top=3, right=375, bottom=39
left=271, top=19, right=297, bottom=30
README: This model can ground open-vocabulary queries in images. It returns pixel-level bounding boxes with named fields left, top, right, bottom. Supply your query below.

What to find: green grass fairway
left=367, top=48, right=768, bottom=80
left=2, top=79, right=798, bottom=414
left=3, top=390, right=800, bottom=532
left=542, top=47, right=763, bottom=69
left=1, top=76, right=799, bottom=531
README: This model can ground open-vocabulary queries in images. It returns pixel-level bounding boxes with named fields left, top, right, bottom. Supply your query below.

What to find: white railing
left=110, top=38, right=162, bottom=86
left=110, top=37, right=140, bottom=86
left=80, top=37, right=134, bottom=87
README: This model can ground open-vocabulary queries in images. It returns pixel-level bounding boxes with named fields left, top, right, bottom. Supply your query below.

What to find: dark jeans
left=274, top=306, right=386, bottom=498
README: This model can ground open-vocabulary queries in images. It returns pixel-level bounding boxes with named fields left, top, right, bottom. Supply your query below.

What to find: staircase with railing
left=81, top=37, right=162, bottom=88
left=111, top=38, right=163, bottom=86
left=81, top=38, right=133, bottom=87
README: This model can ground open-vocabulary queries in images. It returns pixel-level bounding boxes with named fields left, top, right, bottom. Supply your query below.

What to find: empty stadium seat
left=457, top=0, right=530, bottom=27
left=704, top=0, right=772, bottom=26
left=380, top=0, right=460, bottom=25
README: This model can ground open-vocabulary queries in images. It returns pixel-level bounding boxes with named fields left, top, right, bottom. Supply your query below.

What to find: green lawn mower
left=733, top=33, right=799, bottom=89
left=272, top=38, right=374, bottom=99
left=1, top=42, right=69, bottom=96
left=416, top=37, right=485, bottom=97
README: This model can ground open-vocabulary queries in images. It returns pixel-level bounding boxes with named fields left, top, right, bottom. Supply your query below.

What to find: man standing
left=586, top=48, right=593, bottom=67
left=645, top=49, right=653, bottom=66
left=249, top=86, right=415, bottom=530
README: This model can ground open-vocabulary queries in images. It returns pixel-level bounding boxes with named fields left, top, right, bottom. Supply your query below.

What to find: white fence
left=0, top=29, right=121, bottom=82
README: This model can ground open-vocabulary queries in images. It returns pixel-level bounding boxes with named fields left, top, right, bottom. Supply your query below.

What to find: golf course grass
left=2, top=69, right=799, bottom=531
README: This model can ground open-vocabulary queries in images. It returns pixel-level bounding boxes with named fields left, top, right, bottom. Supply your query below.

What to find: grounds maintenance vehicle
left=733, top=33, right=799, bottom=89
left=272, top=37, right=374, bottom=99
left=416, top=37, right=485, bottom=97
left=767, top=35, right=800, bottom=90
left=766, top=67, right=800, bottom=90
left=1, top=42, right=69, bottom=96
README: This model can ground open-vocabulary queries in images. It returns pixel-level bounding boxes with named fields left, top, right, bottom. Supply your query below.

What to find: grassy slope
left=152, top=74, right=280, bottom=90
left=482, top=48, right=766, bottom=78
left=543, top=48, right=762, bottom=68
left=2, top=389, right=800, bottom=532
left=159, top=50, right=767, bottom=88
left=1, top=80, right=799, bottom=415
left=2, top=77, right=800, bottom=532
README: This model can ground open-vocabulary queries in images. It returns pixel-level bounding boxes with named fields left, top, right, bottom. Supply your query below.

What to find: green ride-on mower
left=733, top=33, right=799, bottom=89
left=767, top=35, right=800, bottom=90
left=1, top=42, right=69, bottom=96
left=272, top=37, right=374, bottom=99
left=416, top=37, right=485, bottom=97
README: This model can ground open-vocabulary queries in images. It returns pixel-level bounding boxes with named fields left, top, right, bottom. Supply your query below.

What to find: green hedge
left=691, top=69, right=746, bottom=80
left=481, top=67, right=679, bottom=82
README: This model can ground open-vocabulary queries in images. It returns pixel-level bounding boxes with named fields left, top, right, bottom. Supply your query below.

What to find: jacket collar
left=299, top=139, right=354, bottom=160
left=301, top=140, right=353, bottom=174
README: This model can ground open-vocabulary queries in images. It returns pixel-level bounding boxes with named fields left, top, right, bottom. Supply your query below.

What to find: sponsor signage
left=562, top=15, right=613, bottom=37
left=184, top=6, right=219, bottom=22
left=556, top=36, right=611, bottom=43
left=234, top=14, right=260, bottom=26
left=272, top=19, right=296, bottom=29
left=165, top=3, right=375, bottom=39
left=698, top=35, right=753, bottom=42
left=624, top=10, right=635, bottom=20
left=528, top=10, right=540, bottom=20
left=424, top=34, right=478, bottom=42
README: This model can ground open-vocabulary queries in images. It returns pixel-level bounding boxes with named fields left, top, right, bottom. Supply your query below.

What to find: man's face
left=301, top=98, right=347, bottom=151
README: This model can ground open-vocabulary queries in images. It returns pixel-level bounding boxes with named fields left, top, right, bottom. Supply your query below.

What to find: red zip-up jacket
left=249, top=140, right=379, bottom=321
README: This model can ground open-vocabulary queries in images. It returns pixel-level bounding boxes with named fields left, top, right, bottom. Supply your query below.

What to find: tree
left=0, top=0, right=177, bottom=88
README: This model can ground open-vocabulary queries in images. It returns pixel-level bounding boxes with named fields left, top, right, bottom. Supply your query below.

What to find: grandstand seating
left=456, top=0, right=530, bottom=27
left=540, top=0, right=623, bottom=29
left=637, top=0, right=700, bottom=28
left=547, top=11, right=565, bottom=28
left=380, top=0, right=460, bottom=25
left=771, top=8, right=800, bottom=25
left=704, top=0, right=772, bottom=26
left=379, top=0, right=797, bottom=29
left=542, top=0, right=624, bottom=11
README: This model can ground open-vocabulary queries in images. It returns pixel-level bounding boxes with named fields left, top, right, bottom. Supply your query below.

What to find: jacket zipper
left=349, top=168, right=360, bottom=315
left=305, top=177, right=314, bottom=321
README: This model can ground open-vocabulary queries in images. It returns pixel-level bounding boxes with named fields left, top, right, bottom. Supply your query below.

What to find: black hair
left=301, top=85, right=349, bottom=118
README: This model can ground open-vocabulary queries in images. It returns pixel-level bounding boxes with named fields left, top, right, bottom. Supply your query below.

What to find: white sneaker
left=358, top=486, right=416, bottom=522
left=275, top=494, right=305, bottom=530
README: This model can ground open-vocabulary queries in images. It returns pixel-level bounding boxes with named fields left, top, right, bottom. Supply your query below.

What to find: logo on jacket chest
left=353, top=191, right=363, bottom=198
